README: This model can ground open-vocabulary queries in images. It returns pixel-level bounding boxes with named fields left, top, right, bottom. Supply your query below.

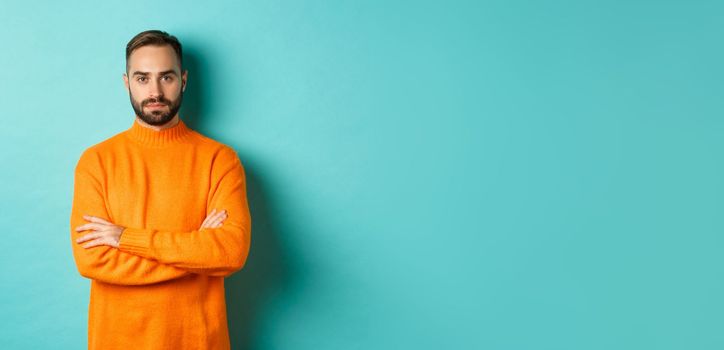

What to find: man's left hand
left=75, top=215, right=126, bottom=249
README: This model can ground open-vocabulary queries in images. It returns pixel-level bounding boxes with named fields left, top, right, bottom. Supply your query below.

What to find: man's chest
left=103, top=152, right=214, bottom=229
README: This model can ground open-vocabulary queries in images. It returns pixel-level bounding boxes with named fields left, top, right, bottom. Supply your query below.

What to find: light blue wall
left=1, top=0, right=723, bottom=348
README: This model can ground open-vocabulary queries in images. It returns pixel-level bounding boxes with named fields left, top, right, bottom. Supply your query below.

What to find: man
left=70, top=30, right=252, bottom=350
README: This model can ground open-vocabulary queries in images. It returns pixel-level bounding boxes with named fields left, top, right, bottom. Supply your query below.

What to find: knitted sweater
left=70, top=118, right=251, bottom=350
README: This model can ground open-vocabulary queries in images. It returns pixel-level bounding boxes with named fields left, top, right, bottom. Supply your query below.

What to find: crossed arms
left=69, top=147, right=251, bottom=285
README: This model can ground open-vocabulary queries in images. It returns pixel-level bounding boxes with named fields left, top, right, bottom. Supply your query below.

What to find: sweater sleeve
left=117, top=146, right=252, bottom=278
left=70, top=149, right=193, bottom=285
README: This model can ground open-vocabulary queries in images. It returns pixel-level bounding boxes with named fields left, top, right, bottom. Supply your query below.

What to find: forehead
left=127, top=45, right=180, bottom=72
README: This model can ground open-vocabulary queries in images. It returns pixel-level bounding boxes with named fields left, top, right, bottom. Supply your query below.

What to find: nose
left=148, top=79, right=163, bottom=100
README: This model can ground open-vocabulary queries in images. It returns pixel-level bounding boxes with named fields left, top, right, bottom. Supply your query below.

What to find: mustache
left=143, top=98, right=170, bottom=105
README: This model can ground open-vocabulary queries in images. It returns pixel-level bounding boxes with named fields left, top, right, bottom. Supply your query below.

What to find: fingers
left=76, top=215, right=112, bottom=233
left=200, top=209, right=221, bottom=229
left=76, top=232, right=102, bottom=244
left=75, top=222, right=104, bottom=232
left=211, top=210, right=228, bottom=228
left=200, top=209, right=217, bottom=228
left=204, top=209, right=228, bottom=229
left=81, top=237, right=111, bottom=249
left=82, top=215, right=111, bottom=224
left=201, top=209, right=216, bottom=227
left=208, top=212, right=227, bottom=228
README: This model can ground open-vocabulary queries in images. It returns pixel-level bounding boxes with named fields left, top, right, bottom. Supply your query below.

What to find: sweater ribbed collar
left=127, top=118, right=193, bottom=147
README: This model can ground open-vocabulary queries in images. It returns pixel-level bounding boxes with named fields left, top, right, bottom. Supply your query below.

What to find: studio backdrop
left=1, top=1, right=723, bottom=349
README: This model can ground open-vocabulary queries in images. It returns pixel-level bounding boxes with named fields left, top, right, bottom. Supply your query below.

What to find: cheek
left=130, top=91, right=147, bottom=106
left=165, top=86, right=182, bottom=99
left=130, top=85, right=145, bottom=96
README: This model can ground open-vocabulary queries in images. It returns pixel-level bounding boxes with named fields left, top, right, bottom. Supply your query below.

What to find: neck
left=127, top=115, right=192, bottom=147
left=135, top=114, right=180, bottom=131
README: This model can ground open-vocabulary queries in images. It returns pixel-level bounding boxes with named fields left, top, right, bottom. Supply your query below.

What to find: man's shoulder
left=192, top=131, right=240, bottom=160
left=75, top=130, right=127, bottom=165
left=75, top=128, right=241, bottom=167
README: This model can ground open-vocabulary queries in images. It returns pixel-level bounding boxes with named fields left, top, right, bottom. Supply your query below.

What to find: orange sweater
left=70, top=119, right=251, bottom=350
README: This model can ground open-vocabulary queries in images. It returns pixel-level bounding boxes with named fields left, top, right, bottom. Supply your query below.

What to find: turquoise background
left=1, top=0, right=723, bottom=349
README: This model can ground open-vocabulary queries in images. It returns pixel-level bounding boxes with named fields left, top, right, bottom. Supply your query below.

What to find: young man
left=70, top=30, right=252, bottom=349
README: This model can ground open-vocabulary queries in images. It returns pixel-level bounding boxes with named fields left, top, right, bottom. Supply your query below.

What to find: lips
left=146, top=103, right=165, bottom=108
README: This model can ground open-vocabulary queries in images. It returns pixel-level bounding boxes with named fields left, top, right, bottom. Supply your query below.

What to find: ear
left=182, top=69, right=188, bottom=92
left=122, top=73, right=129, bottom=90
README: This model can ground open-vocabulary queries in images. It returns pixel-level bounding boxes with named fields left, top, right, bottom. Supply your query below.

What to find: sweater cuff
left=118, top=227, right=152, bottom=258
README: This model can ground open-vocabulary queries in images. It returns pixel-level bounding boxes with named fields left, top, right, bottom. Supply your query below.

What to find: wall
left=0, top=1, right=722, bottom=349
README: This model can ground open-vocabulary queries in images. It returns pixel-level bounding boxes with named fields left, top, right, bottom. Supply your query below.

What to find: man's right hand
left=199, top=209, right=228, bottom=229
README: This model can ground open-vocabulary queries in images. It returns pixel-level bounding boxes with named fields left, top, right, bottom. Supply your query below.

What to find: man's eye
left=162, top=75, right=173, bottom=81
left=137, top=77, right=146, bottom=82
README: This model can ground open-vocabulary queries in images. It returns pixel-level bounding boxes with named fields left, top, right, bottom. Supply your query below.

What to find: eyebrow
left=131, top=70, right=178, bottom=77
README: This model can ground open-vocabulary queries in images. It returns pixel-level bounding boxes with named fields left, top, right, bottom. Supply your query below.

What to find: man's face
left=123, top=45, right=187, bottom=126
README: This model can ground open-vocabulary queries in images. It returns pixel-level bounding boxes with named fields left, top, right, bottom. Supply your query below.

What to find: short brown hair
left=125, top=30, right=183, bottom=72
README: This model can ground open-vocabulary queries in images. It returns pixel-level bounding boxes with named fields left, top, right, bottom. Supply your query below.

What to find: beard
left=129, top=89, right=184, bottom=126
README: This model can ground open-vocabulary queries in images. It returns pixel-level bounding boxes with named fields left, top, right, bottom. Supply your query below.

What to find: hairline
left=125, top=43, right=183, bottom=75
